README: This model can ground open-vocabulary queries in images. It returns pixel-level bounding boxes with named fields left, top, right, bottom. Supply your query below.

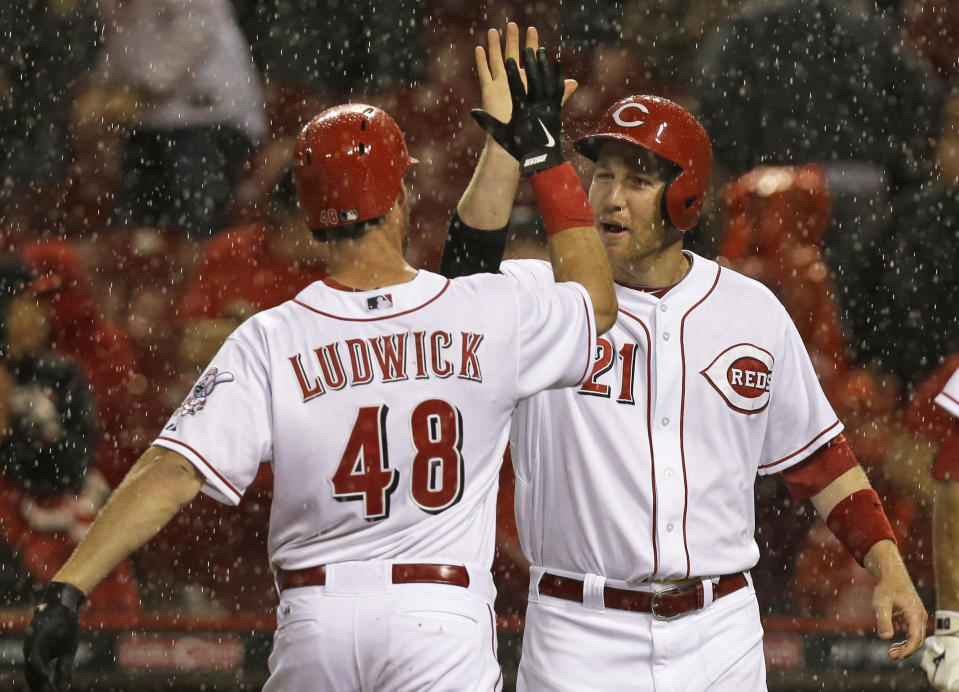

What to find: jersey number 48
left=330, top=400, right=464, bottom=521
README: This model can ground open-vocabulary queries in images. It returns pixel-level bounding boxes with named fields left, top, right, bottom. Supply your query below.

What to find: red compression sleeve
left=529, top=162, right=595, bottom=237
left=932, top=419, right=959, bottom=481
left=825, top=488, right=896, bottom=565
left=782, top=434, right=858, bottom=499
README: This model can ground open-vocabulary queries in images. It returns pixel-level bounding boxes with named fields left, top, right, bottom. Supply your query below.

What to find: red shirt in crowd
left=178, top=223, right=329, bottom=320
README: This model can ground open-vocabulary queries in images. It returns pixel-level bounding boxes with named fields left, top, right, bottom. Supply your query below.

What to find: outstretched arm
left=456, top=24, right=531, bottom=231
left=468, top=46, right=614, bottom=331
left=440, top=23, right=578, bottom=277
left=810, top=465, right=927, bottom=660
left=51, top=446, right=204, bottom=594
left=23, top=447, right=203, bottom=691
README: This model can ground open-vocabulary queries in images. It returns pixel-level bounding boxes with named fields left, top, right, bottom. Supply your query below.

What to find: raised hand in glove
left=23, top=582, right=85, bottom=692
left=471, top=46, right=565, bottom=175
left=925, top=611, right=959, bottom=691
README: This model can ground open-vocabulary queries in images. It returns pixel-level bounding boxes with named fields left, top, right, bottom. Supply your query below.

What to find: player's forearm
left=53, top=446, right=203, bottom=595
left=456, top=139, right=521, bottom=230
left=934, top=479, right=959, bottom=610
left=811, top=463, right=901, bottom=570
left=862, top=537, right=909, bottom=583
left=810, top=464, right=871, bottom=517
left=547, top=225, right=617, bottom=334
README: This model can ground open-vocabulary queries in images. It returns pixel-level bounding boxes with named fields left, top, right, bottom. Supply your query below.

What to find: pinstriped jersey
left=153, top=269, right=595, bottom=572
left=503, top=253, right=841, bottom=583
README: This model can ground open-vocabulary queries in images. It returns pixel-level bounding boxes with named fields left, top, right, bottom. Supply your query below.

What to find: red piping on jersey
left=618, top=308, right=657, bottom=573
left=614, top=281, right=675, bottom=299
left=679, top=265, right=722, bottom=579
left=322, top=277, right=366, bottom=292
left=941, top=391, right=959, bottom=408
left=488, top=604, right=502, bottom=690
left=293, top=279, right=451, bottom=322
left=578, top=296, right=596, bottom=385
left=757, top=419, right=842, bottom=471
left=156, top=436, right=242, bottom=500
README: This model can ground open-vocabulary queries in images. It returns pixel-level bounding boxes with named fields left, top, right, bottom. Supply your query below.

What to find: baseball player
left=442, top=23, right=927, bottom=690
left=923, top=365, right=959, bottom=691
left=21, top=52, right=617, bottom=692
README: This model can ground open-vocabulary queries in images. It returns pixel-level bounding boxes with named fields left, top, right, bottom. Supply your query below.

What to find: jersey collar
left=293, top=270, right=451, bottom=322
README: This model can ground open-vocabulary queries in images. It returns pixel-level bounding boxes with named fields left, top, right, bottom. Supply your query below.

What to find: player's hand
left=870, top=560, right=928, bottom=659
left=23, top=582, right=85, bottom=692
left=471, top=47, right=566, bottom=175
left=474, top=24, right=577, bottom=136
left=923, top=612, right=959, bottom=691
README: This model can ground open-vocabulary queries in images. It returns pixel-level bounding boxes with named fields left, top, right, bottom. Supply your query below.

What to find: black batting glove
left=23, top=582, right=85, bottom=692
left=471, top=46, right=566, bottom=175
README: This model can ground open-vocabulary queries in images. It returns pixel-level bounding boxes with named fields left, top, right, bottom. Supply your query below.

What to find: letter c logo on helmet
left=574, top=95, right=713, bottom=231
left=611, top=102, right=649, bottom=128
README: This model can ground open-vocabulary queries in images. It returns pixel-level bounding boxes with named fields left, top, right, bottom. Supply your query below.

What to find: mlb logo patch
left=367, top=294, right=393, bottom=310
left=339, top=208, right=360, bottom=223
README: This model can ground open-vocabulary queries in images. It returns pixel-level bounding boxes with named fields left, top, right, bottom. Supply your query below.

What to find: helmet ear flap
left=665, top=172, right=706, bottom=231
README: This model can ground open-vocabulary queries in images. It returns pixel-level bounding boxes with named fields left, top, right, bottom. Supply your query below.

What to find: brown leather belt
left=276, top=563, right=470, bottom=592
left=537, top=572, right=748, bottom=620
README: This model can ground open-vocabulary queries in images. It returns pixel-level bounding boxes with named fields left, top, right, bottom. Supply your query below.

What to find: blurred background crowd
left=0, top=0, right=957, bottom=632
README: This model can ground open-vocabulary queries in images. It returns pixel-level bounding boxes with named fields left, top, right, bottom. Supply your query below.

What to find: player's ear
left=395, top=181, right=409, bottom=207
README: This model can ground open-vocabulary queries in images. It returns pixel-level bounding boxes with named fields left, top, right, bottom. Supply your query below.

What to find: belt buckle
left=650, top=586, right=683, bottom=621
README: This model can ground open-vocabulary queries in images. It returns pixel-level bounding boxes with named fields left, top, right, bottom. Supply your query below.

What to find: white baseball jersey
left=503, top=253, right=841, bottom=582
left=936, top=368, right=959, bottom=419
left=153, top=270, right=595, bottom=573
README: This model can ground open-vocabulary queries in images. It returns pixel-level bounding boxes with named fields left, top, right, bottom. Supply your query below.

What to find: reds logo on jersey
left=701, top=344, right=774, bottom=414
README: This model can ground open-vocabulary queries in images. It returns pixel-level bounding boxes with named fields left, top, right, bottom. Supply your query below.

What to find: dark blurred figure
left=0, top=257, right=93, bottom=499
left=96, top=0, right=267, bottom=239
left=880, top=86, right=959, bottom=390
left=0, top=0, right=99, bottom=229
left=904, top=0, right=959, bottom=81
left=238, top=0, right=424, bottom=95
left=617, top=0, right=749, bottom=93
left=233, top=0, right=425, bottom=136
left=0, top=256, right=140, bottom=612
left=694, top=0, right=944, bottom=368
left=21, top=240, right=141, bottom=489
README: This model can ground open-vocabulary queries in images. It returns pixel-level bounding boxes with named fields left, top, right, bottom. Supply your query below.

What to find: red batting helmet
left=293, top=104, right=418, bottom=231
left=574, top=95, right=713, bottom=231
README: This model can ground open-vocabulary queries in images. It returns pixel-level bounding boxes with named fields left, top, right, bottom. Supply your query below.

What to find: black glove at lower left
left=23, top=582, right=85, bottom=692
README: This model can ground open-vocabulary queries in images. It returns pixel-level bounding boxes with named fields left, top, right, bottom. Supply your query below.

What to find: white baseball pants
left=517, top=567, right=767, bottom=691
left=263, top=560, right=503, bottom=692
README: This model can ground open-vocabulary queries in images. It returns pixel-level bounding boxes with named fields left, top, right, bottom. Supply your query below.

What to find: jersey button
left=667, top=523, right=674, bottom=532
left=663, top=332, right=671, bottom=341
left=660, top=303, right=668, bottom=312
left=661, top=417, right=670, bottom=426
left=665, top=470, right=674, bottom=480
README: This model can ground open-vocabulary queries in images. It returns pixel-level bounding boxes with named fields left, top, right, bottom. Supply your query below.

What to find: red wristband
left=529, top=162, right=595, bottom=237
left=825, top=488, right=896, bottom=565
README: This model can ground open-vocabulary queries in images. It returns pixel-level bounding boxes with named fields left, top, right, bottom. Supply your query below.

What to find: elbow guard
left=438, top=210, right=508, bottom=278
